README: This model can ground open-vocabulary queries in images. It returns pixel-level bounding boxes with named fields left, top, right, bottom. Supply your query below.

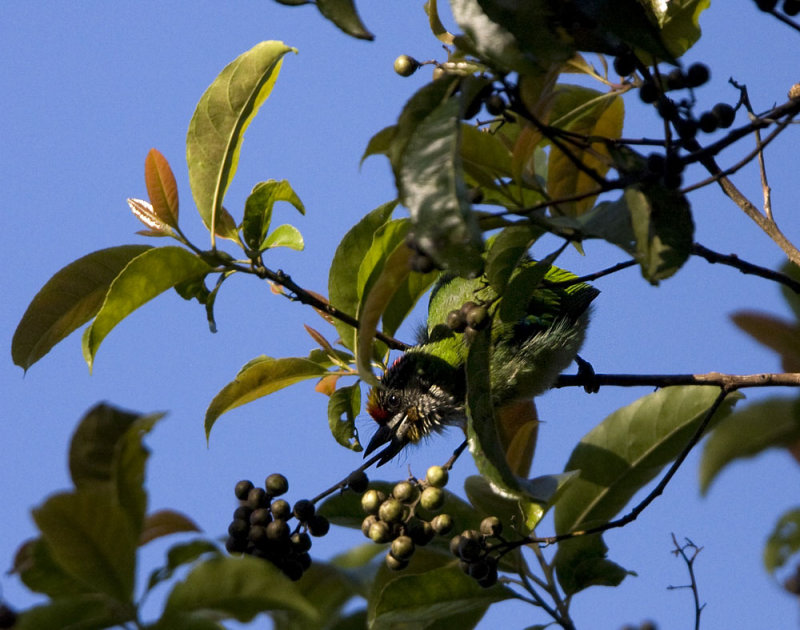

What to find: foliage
left=9, top=2, right=800, bottom=628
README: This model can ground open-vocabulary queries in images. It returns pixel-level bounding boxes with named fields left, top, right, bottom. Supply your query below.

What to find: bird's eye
left=387, top=393, right=400, bottom=408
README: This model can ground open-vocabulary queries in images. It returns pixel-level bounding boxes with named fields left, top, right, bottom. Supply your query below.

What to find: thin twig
left=555, top=371, right=800, bottom=390
left=668, top=534, right=705, bottom=630
left=692, top=243, right=800, bottom=293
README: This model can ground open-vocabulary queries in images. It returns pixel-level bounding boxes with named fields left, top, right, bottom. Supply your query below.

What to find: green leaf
left=146, top=540, right=221, bottom=593
left=205, top=356, right=328, bottom=438
left=381, top=264, right=438, bottom=339
left=576, top=193, right=637, bottom=255
left=547, top=86, right=624, bottom=216
left=397, top=91, right=484, bottom=276
left=554, top=386, right=740, bottom=536
left=329, top=201, right=396, bottom=351
left=33, top=488, right=138, bottom=601
left=316, top=0, right=374, bottom=40
left=554, top=534, right=631, bottom=595
left=764, top=508, right=800, bottom=573
left=163, top=555, right=317, bottom=623
left=15, top=595, right=131, bottom=630
left=700, top=398, right=800, bottom=494
left=145, top=148, right=180, bottom=228
left=82, top=246, right=213, bottom=371
left=263, top=224, right=304, bottom=250
left=731, top=312, right=800, bottom=373
left=186, top=41, right=297, bottom=233
left=657, top=0, right=710, bottom=59
left=485, top=225, right=544, bottom=293
left=12, top=538, right=92, bottom=598
left=328, top=383, right=362, bottom=451
left=361, top=125, right=396, bottom=164
left=424, top=0, right=456, bottom=45
left=140, top=509, right=202, bottom=545
left=370, top=560, right=513, bottom=628
left=12, top=245, right=153, bottom=370
left=626, top=184, right=694, bottom=284
left=242, top=179, right=305, bottom=251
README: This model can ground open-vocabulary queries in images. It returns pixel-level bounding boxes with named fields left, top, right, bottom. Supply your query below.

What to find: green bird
left=364, top=260, right=599, bottom=465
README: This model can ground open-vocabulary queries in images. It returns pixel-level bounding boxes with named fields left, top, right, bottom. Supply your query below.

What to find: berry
left=246, top=487, right=268, bottom=510
left=467, top=187, right=484, bottom=204
left=235, top=479, right=254, bottom=501
left=281, top=557, right=305, bottom=581
left=266, top=519, right=291, bottom=542
left=477, top=564, right=498, bottom=588
left=420, top=486, right=445, bottom=511
left=392, top=481, right=419, bottom=504
left=290, top=532, right=312, bottom=553
left=293, top=499, right=316, bottom=522
left=390, top=535, right=416, bottom=560
left=308, top=514, right=330, bottom=537
left=346, top=470, right=369, bottom=493
left=406, top=518, right=435, bottom=546
left=785, top=0, right=800, bottom=15
left=431, top=513, right=454, bottom=536
left=361, top=489, right=386, bottom=515
left=228, top=519, right=249, bottom=538
left=698, top=110, right=719, bottom=133
left=712, top=102, right=736, bottom=128
left=457, top=536, right=482, bottom=562
left=674, top=117, right=698, bottom=141
left=755, top=0, right=778, bottom=10
left=297, top=552, right=312, bottom=571
left=426, top=465, right=449, bottom=488
left=465, top=305, right=489, bottom=330
left=613, top=52, right=636, bottom=77
left=480, top=516, right=503, bottom=537
left=265, top=473, right=289, bottom=496
left=446, top=309, right=467, bottom=332
left=233, top=506, right=253, bottom=521
left=685, top=63, right=710, bottom=88
left=394, top=54, right=420, bottom=77
left=486, top=94, right=506, bottom=116
left=249, top=508, right=272, bottom=526
left=362, top=515, right=379, bottom=537
left=385, top=552, right=409, bottom=571
left=646, top=153, right=665, bottom=175
left=225, top=536, right=247, bottom=553
left=639, top=81, right=659, bottom=104
left=379, top=497, right=405, bottom=523
left=665, top=68, right=685, bottom=91
left=248, top=525, right=268, bottom=546
left=0, top=605, right=16, bottom=630
left=369, top=520, right=393, bottom=543
left=449, top=534, right=464, bottom=556
left=270, top=499, right=291, bottom=520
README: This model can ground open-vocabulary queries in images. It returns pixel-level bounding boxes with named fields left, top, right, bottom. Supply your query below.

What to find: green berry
left=379, top=497, right=405, bottom=523
left=385, top=552, right=409, bottom=571
left=265, top=473, right=289, bottom=496
left=392, top=481, right=419, bottom=504
left=361, top=489, right=386, bottom=515
left=369, top=520, right=393, bottom=543
left=431, top=513, right=454, bottom=536
left=426, top=465, right=449, bottom=488
left=390, top=535, right=416, bottom=560
left=362, top=514, right=379, bottom=537
left=480, top=516, right=503, bottom=537
left=394, top=54, right=420, bottom=77
left=420, top=486, right=445, bottom=511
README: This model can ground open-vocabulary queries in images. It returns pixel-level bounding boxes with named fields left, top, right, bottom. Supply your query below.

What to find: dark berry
left=267, top=519, right=291, bottom=542
left=656, top=97, right=678, bottom=120
left=613, top=53, right=637, bottom=77
left=646, top=153, right=666, bottom=174
left=248, top=525, right=268, bottom=545
left=465, top=305, right=489, bottom=330
left=665, top=68, right=685, bottom=91
left=712, top=102, right=736, bottom=128
left=698, top=110, right=719, bottom=133
left=226, top=536, right=247, bottom=553
left=467, top=187, right=484, bottom=204
left=293, top=499, right=316, bottom=522
left=246, top=487, right=268, bottom=510
left=446, top=309, right=467, bottom=332
left=308, top=514, right=330, bottom=537
left=662, top=171, right=684, bottom=190
left=664, top=152, right=684, bottom=175
left=235, top=479, right=254, bottom=500
left=449, top=534, right=464, bottom=556
left=785, top=0, right=800, bottom=14
left=282, top=557, right=305, bottom=581
left=249, top=508, right=272, bottom=526
left=0, top=604, right=16, bottom=630
left=291, top=532, right=312, bottom=553
left=233, top=505, right=253, bottom=521
left=228, top=519, right=249, bottom=539
left=265, top=473, right=289, bottom=496
left=457, top=536, right=482, bottom=562
left=755, top=0, right=778, bottom=10
left=297, top=552, right=312, bottom=571
left=685, top=63, right=710, bottom=88
left=270, top=499, right=291, bottom=521
left=639, top=81, right=659, bottom=104
left=468, top=558, right=491, bottom=580
left=477, top=564, right=498, bottom=588
left=674, top=117, right=698, bottom=141
left=346, top=470, right=369, bottom=493
left=486, top=94, right=506, bottom=116
left=407, top=518, right=435, bottom=546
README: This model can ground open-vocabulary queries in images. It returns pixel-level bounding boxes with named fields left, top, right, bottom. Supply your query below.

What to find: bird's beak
left=364, top=416, right=408, bottom=466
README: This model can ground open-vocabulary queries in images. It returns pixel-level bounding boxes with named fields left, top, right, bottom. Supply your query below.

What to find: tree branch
left=555, top=371, right=800, bottom=390
left=692, top=243, right=800, bottom=293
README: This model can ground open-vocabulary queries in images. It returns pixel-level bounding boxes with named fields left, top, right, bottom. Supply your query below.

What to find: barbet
left=365, top=260, right=599, bottom=464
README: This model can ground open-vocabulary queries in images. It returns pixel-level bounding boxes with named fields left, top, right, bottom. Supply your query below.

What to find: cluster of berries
left=755, top=0, right=800, bottom=16
left=225, top=474, right=330, bottom=581
left=448, top=516, right=505, bottom=588
left=0, top=603, right=16, bottom=629
left=360, top=466, right=454, bottom=571
left=620, top=621, right=658, bottom=630
left=446, top=300, right=490, bottom=341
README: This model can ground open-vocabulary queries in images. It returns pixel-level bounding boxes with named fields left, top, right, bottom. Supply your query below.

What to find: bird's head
left=364, top=352, right=465, bottom=465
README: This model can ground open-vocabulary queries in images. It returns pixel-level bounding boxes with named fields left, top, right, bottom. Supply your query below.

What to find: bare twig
left=668, top=534, right=705, bottom=630
left=692, top=243, right=800, bottom=293
left=555, top=371, right=800, bottom=390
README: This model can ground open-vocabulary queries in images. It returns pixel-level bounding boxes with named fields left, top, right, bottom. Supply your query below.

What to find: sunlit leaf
left=555, top=386, right=741, bottom=536
left=361, top=126, right=396, bottom=165
left=187, top=41, right=297, bottom=234
left=145, top=148, right=180, bottom=228
left=424, top=0, right=455, bottom=44
left=242, top=179, right=305, bottom=251
left=140, top=509, right=202, bottom=546
left=316, top=0, right=374, bottom=40
left=81, top=246, right=212, bottom=370
left=33, top=488, right=138, bottom=601
left=163, top=555, right=317, bottom=623
left=127, top=198, right=174, bottom=235
left=700, top=398, right=800, bottom=494
left=658, top=0, right=710, bottom=59
left=12, top=245, right=152, bottom=371
left=764, top=508, right=800, bottom=573
left=485, top=224, right=544, bottom=293
left=328, top=383, right=362, bottom=451
left=263, top=224, right=304, bottom=251
left=205, top=356, right=328, bottom=438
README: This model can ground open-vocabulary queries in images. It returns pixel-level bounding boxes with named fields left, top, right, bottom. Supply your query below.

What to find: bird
left=364, top=259, right=599, bottom=465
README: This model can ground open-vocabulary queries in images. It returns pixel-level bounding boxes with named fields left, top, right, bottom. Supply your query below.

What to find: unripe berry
left=369, top=520, right=393, bottom=543
left=362, top=514, right=379, bottom=537
left=390, top=535, right=416, bottom=560
left=394, top=54, right=420, bottom=77
left=465, top=305, right=489, bottom=330
left=385, top=552, right=409, bottom=571
left=426, top=465, right=449, bottom=488
left=431, top=513, right=454, bottom=535
left=446, top=309, right=467, bottom=332
left=265, top=473, right=289, bottom=496
left=420, top=486, right=445, bottom=511
left=361, top=489, right=386, bottom=515
left=379, top=497, right=405, bottom=523
left=235, top=479, right=254, bottom=501
left=392, top=481, right=419, bottom=504
left=449, top=534, right=464, bottom=556
left=480, top=516, right=503, bottom=537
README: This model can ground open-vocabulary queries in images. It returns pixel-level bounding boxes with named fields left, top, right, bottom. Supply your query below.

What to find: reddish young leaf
left=144, top=148, right=179, bottom=228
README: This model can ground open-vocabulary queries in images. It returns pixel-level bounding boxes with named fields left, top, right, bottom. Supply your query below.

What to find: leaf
left=12, top=245, right=152, bottom=370
left=205, top=356, right=328, bottom=438
left=464, top=475, right=533, bottom=535
left=700, top=398, right=800, bottom=494
left=328, top=383, right=362, bottom=451
left=780, top=261, right=800, bottom=321
left=163, top=555, right=317, bottom=623
left=658, top=0, right=710, bottom=59
left=731, top=312, right=800, bottom=373
left=554, top=534, right=631, bottom=595
left=397, top=90, right=484, bottom=275
left=626, top=184, right=694, bottom=284
left=764, top=508, right=800, bottom=573
left=81, top=246, right=212, bottom=370
left=145, top=148, right=180, bottom=228
left=140, top=509, right=202, bottom=545
left=146, top=540, right=221, bottom=593
left=485, top=225, right=545, bottom=294
left=554, top=386, right=741, bottom=536
left=33, top=488, right=138, bottom=601
left=12, top=538, right=92, bottom=598
left=360, top=125, right=396, bottom=165
left=316, top=0, right=374, bottom=40
left=186, top=41, right=297, bottom=233
left=547, top=87, right=624, bottom=216
left=242, top=179, right=305, bottom=251
left=576, top=193, right=637, bottom=255
left=127, top=198, right=175, bottom=236
left=381, top=264, right=439, bottom=339
left=424, top=0, right=455, bottom=45
left=15, top=595, right=130, bottom=630
left=370, top=562, right=513, bottom=628
left=329, top=201, right=396, bottom=351
left=263, top=224, right=305, bottom=250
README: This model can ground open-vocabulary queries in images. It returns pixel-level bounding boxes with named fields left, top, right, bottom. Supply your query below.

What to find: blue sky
left=3, top=2, right=800, bottom=628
